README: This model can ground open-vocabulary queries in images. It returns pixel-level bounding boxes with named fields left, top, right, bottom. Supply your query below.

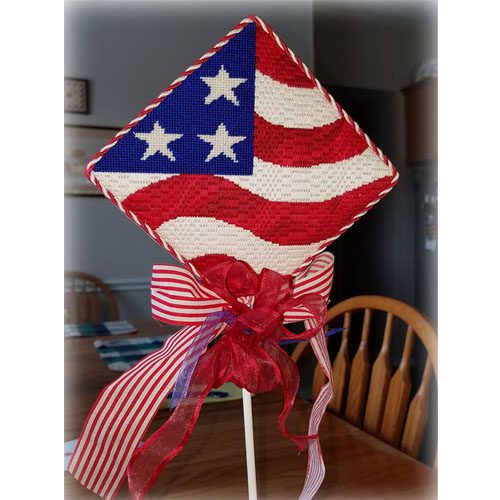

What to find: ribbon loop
left=68, top=252, right=335, bottom=500
left=127, top=254, right=335, bottom=499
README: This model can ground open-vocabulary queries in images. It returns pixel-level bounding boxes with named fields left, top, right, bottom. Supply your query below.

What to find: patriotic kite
left=68, top=16, right=398, bottom=500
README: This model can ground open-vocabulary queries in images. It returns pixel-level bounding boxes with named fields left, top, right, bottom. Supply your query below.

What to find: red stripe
left=122, top=175, right=393, bottom=246
left=254, top=113, right=368, bottom=167
left=151, top=285, right=193, bottom=293
left=255, top=23, right=314, bottom=88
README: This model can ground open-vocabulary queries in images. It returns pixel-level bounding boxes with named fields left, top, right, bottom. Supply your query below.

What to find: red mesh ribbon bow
left=68, top=253, right=335, bottom=500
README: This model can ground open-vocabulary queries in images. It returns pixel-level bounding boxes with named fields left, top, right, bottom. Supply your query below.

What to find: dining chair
left=64, top=271, right=119, bottom=323
left=292, top=295, right=437, bottom=462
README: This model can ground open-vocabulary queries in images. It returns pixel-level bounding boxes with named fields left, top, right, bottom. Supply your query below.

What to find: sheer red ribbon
left=127, top=260, right=327, bottom=499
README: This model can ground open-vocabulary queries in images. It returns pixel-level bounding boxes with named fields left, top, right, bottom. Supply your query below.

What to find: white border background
left=1, top=0, right=499, bottom=498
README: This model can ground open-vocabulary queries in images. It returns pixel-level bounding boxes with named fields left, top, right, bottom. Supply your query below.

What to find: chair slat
left=401, top=356, right=433, bottom=458
left=79, top=280, right=89, bottom=323
left=291, top=341, right=309, bottom=365
left=65, top=272, right=119, bottom=324
left=70, top=280, right=78, bottom=323
left=363, top=312, right=394, bottom=434
left=379, top=326, right=414, bottom=447
left=345, top=309, right=372, bottom=426
left=311, top=295, right=437, bottom=461
left=91, top=285, right=100, bottom=323
left=329, top=312, right=351, bottom=415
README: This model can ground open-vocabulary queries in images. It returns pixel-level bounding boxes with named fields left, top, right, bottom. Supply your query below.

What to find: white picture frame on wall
left=64, top=126, right=119, bottom=195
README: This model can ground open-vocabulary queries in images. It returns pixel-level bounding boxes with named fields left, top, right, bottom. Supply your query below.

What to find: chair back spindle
left=328, top=311, right=351, bottom=414
left=400, top=356, right=433, bottom=458
left=91, top=284, right=100, bottom=323
left=379, top=326, right=415, bottom=447
left=293, top=295, right=437, bottom=462
left=363, top=312, right=394, bottom=435
left=345, top=308, right=372, bottom=426
left=64, top=272, right=119, bottom=323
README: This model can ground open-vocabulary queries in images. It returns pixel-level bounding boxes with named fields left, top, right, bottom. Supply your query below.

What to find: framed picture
left=64, top=78, right=90, bottom=114
left=65, top=126, right=119, bottom=195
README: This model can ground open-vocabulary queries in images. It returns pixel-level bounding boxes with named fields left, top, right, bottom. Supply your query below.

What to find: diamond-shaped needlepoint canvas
left=85, top=15, right=398, bottom=277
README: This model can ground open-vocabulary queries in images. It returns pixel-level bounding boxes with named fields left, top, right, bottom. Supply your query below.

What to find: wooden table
left=65, top=321, right=436, bottom=499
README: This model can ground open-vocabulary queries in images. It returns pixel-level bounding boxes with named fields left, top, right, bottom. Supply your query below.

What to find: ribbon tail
left=127, top=362, right=216, bottom=500
left=170, top=311, right=233, bottom=409
left=299, top=321, right=334, bottom=500
left=67, top=325, right=207, bottom=500
left=265, top=340, right=317, bottom=452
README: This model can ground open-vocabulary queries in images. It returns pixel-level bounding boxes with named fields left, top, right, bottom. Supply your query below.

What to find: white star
left=134, top=121, right=183, bottom=161
left=198, top=123, right=246, bottom=163
left=201, top=65, right=247, bottom=106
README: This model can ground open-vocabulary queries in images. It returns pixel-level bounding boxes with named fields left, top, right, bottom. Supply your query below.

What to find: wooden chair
left=64, top=271, right=119, bottom=323
left=293, top=295, right=437, bottom=461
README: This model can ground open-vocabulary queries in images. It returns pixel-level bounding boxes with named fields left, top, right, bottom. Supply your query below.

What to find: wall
left=314, top=0, right=437, bottom=92
left=64, top=0, right=314, bottom=319
left=314, top=0, right=437, bottom=309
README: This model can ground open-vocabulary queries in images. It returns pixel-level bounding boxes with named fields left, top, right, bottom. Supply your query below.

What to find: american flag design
left=72, top=15, right=398, bottom=500
left=86, top=16, right=398, bottom=278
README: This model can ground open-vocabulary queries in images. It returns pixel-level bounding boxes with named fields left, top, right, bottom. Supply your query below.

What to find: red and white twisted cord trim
left=84, top=15, right=398, bottom=279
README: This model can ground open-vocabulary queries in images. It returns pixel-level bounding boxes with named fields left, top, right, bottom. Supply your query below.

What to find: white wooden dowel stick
left=242, top=388, right=258, bottom=500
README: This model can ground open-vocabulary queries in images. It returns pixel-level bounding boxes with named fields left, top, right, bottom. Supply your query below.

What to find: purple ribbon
left=170, top=315, right=342, bottom=410
left=169, top=310, right=235, bottom=409
left=279, top=326, right=343, bottom=345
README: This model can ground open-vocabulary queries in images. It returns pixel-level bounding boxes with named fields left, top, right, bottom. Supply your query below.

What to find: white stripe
left=152, top=311, right=213, bottom=325
left=152, top=283, right=220, bottom=301
left=152, top=299, right=223, bottom=318
left=93, top=148, right=392, bottom=205
left=152, top=303, right=222, bottom=319
left=154, top=289, right=220, bottom=305
left=155, top=217, right=331, bottom=275
left=152, top=293, right=224, bottom=308
left=255, top=70, right=341, bottom=128
left=151, top=288, right=194, bottom=298
left=232, top=152, right=392, bottom=202
left=91, top=172, right=172, bottom=201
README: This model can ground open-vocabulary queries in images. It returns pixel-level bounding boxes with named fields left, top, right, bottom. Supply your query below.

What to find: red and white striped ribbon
left=300, top=320, right=333, bottom=500
left=68, top=253, right=334, bottom=499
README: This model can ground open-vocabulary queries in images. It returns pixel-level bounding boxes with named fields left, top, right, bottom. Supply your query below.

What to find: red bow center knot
left=199, top=260, right=327, bottom=396
left=124, top=255, right=333, bottom=500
